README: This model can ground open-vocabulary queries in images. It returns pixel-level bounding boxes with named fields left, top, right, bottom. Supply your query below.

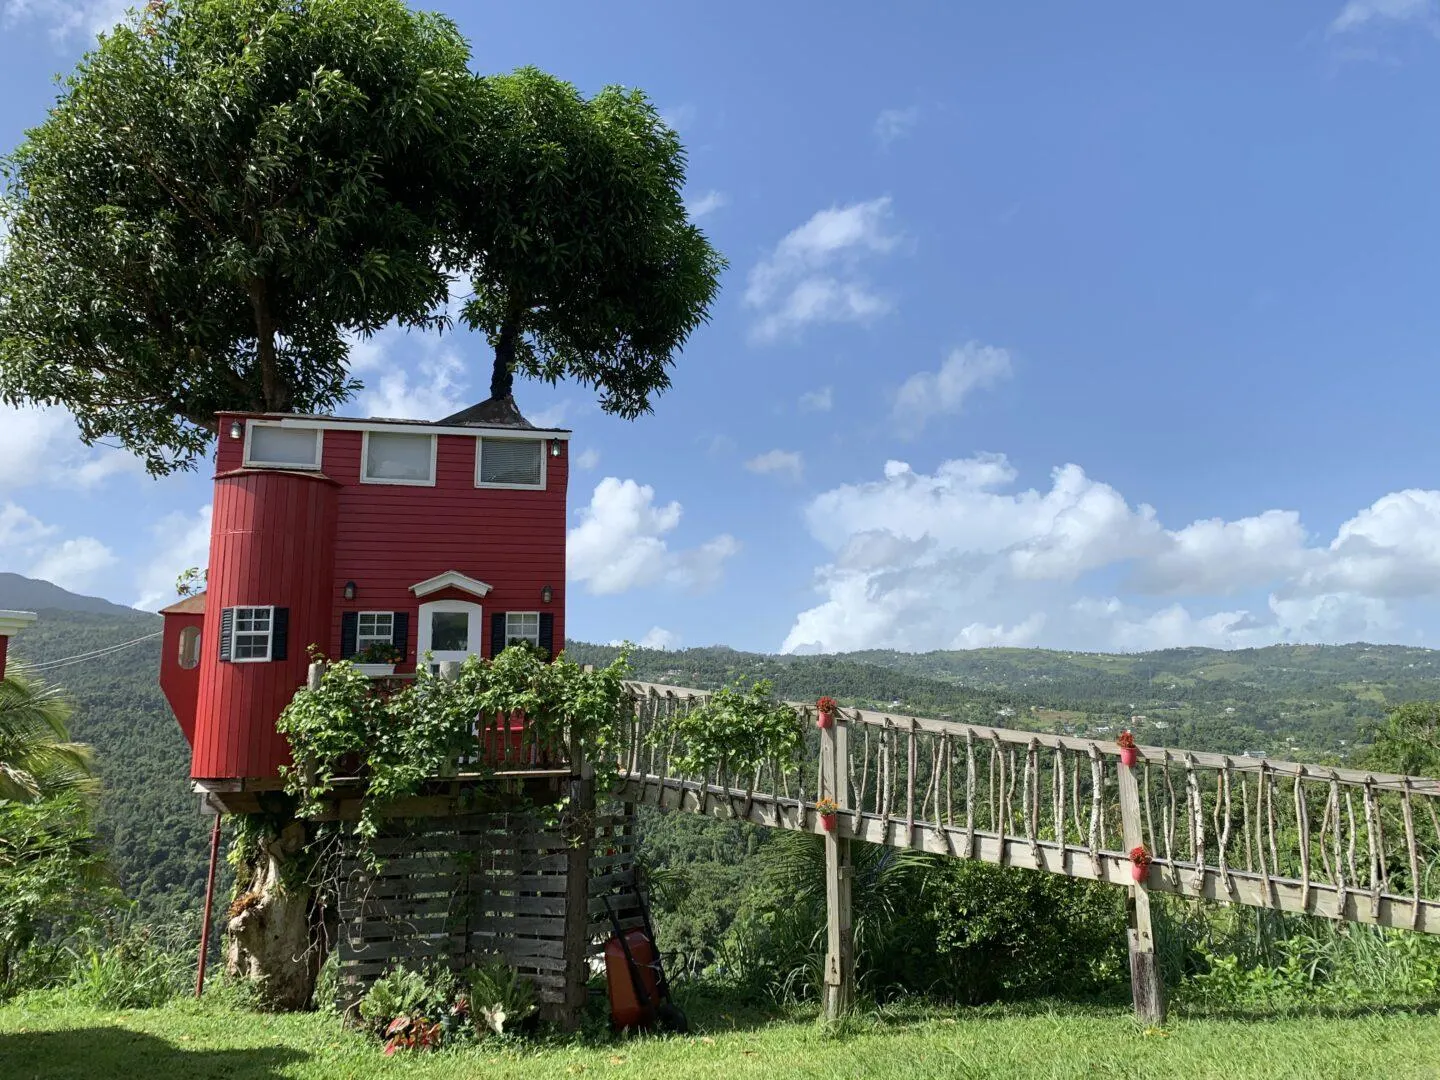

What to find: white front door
left=417, top=600, right=484, bottom=668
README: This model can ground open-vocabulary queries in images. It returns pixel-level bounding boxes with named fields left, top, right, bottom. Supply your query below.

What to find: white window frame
left=242, top=422, right=323, bottom=470
left=356, top=612, right=395, bottom=652
left=504, top=611, right=541, bottom=648
left=231, top=605, right=274, bottom=663
left=360, top=430, right=437, bottom=487
left=417, top=599, right=484, bottom=667
left=475, top=436, right=547, bottom=491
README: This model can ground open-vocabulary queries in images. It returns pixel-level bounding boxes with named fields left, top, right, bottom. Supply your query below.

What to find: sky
left=4, top=1, right=1440, bottom=655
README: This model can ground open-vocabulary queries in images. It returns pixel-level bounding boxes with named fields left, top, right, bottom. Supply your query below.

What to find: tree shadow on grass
left=0, top=1027, right=307, bottom=1080
left=1171, top=1000, right=1440, bottom=1024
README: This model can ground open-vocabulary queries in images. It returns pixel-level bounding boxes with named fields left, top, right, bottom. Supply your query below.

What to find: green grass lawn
left=3, top=991, right=1440, bottom=1080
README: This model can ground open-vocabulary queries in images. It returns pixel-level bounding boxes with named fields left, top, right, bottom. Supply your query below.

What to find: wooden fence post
left=560, top=735, right=594, bottom=1032
left=821, top=706, right=854, bottom=1020
left=1117, top=755, right=1166, bottom=1026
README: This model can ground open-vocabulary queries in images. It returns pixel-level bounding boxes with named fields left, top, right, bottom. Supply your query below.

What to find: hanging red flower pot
left=817, top=797, right=839, bottom=832
left=1129, top=844, right=1152, bottom=883
left=1117, top=730, right=1138, bottom=768
left=816, top=696, right=838, bottom=730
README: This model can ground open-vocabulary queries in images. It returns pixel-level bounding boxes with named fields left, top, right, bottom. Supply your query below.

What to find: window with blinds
left=476, top=437, right=544, bottom=488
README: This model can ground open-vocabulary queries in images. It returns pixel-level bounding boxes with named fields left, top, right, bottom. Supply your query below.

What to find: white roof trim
left=410, top=572, right=494, bottom=599
left=257, top=416, right=571, bottom=440
left=0, top=610, right=38, bottom=637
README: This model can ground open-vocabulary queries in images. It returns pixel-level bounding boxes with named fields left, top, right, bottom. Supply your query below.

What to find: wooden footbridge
left=609, top=681, right=1440, bottom=1024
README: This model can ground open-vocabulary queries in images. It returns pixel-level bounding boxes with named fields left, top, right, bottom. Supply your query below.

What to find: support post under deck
left=821, top=708, right=854, bottom=1020
left=1117, top=758, right=1166, bottom=1026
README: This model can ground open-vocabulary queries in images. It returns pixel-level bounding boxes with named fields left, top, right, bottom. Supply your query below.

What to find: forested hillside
left=3, top=600, right=210, bottom=922
left=9, top=571, right=1440, bottom=926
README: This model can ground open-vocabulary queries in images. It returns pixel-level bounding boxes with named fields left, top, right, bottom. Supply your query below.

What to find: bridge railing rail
left=614, top=681, right=1440, bottom=935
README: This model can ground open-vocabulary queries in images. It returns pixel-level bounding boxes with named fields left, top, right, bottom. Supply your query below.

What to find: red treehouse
left=159, top=404, right=569, bottom=796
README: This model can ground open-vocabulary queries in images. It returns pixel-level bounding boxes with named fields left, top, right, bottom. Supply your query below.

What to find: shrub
left=357, top=963, right=460, bottom=1036
left=463, top=955, right=537, bottom=1037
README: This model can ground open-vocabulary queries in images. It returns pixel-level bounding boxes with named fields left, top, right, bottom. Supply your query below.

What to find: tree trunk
left=490, top=315, right=520, bottom=400
left=225, top=820, right=325, bottom=1010
left=248, top=277, right=291, bottom=413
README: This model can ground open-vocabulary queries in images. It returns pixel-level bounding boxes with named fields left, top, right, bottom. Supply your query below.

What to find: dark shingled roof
left=438, top=395, right=534, bottom=429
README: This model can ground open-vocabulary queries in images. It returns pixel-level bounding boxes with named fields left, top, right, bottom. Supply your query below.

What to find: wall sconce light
left=228, top=420, right=243, bottom=439
left=541, top=584, right=553, bottom=604
left=343, top=581, right=357, bottom=601
left=550, top=439, right=561, bottom=457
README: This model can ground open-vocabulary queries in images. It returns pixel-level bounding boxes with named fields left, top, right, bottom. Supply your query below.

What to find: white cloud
left=744, top=449, right=804, bottom=482
left=799, top=387, right=833, bottom=413
left=874, top=106, right=919, bottom=146
left=2, top=0, right=130, bottom=43
left=638, top=627, right=680, bottom=650
left=893, top=342, right=1012, bottom=430
left=133, top=505, right=213, bottom=611
left=661, top=104, right=697, bottom=131
left=687, top=190, right=728, bottom=219
left=28, top=536, right=118, bottom=594
left=746, top=197, right=901, bottom=342
left=0, top=502, right=56, bottom=549
left=568, top=478, right=739, bottom=595
left=1330, top=0, right=1432, bottom=33
left=350, top=336, right=469, bottom=421
left=574, top=448, right=600, bottom=470
left=781, top=452, right=1440, bottom=654
left=0, top=405, right=143, bottom=493
left=527, top=401, right=571, bottom=429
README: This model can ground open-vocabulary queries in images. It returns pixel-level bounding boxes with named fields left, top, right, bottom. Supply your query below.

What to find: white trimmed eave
left=0, top=610, right=38, bottom=637
left=410, top=572, right=494, bottom=599
left=252, top=415, right=571, bottom=440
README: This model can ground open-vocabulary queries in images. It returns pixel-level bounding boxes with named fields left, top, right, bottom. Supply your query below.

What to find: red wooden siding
left=185, top=413, right=569, bottom=782
left=0, top=636, right=8, bottom=681
left=324, top=429, right=567, bottom=666
left=191, top=470, right=338, bottom=780
left=159, top=606, right=204, bottom=745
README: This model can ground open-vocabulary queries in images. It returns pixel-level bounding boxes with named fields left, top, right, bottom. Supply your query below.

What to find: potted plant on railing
left=1129, top=844, right=1152, bottom=883
left=1117, top=729, right=1139, bottom=768
left=816, top=696, right=838, bottom=730
left=353, top=642, right=403, bottom=677
left=816, top=796, right=840, bottom=832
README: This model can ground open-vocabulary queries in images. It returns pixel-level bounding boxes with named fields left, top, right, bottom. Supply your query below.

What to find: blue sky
left=4, top=0, right=1440, bottom=654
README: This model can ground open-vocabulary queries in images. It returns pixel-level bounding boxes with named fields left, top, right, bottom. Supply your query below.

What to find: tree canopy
left=0, top=0, right=479, bottom=474
left=456, top=68, right=725, bottom=419
left=0, top=2, right=723, bottom=474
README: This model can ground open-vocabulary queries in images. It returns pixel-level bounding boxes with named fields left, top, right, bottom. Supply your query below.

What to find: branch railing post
left=821, top=702, right=854, bottom=1020
left=1118, top=750, right=1166, bottom=1026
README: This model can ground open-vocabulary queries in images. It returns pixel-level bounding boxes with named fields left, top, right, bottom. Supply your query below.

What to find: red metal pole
left=195, top=812, right=222, bottom=998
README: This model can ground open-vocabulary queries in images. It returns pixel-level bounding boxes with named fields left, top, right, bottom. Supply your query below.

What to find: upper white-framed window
left=504, top=612, right=541, bottom=648
left=231, top=606, right=274, bottom=662
left=356, top=611, right=394, bottom=651
left=243, top=422, right=323, bottom=470
left=476, top=436, right=545, bottom=490
left=362, top=430, right=437, bottom=486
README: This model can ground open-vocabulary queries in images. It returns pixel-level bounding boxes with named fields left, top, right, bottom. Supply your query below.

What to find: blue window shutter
left=271, top=608, right=289, bottom=661
left=218, top=608, right=234, bottom=662
left=538, top=613, right=554, bottom=660
left=392, top=612, right=409, bottom=658
left=490, top=612, right=505, bottom=658
left=340, top=612, right=358, bottom=659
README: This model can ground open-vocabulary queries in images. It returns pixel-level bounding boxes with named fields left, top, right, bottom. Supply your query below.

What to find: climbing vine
left=276, top=646, right=632, bottom=841
left=647, top=677, right=805, bottom=780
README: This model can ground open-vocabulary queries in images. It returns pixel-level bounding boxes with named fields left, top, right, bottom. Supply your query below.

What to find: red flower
left=1117, top=730, right=1136, bottom=749
left=1129, top=844, right=1152, bottom=866
left=817, top=696, right=838, bottom=713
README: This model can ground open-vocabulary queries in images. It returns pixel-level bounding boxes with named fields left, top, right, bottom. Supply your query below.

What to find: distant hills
left=6, top=571, right=1440, bottom=921
left=0, top=572, right=142, bottom=617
